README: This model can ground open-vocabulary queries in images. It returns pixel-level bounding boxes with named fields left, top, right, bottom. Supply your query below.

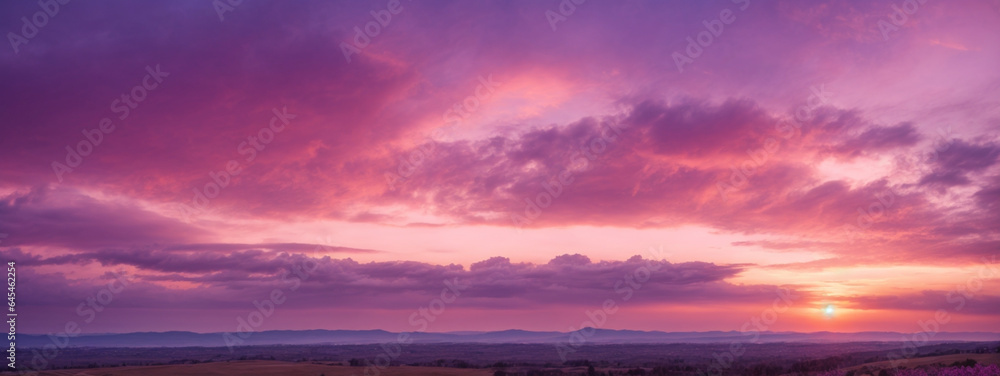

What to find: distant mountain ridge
left=19, top=329, right=1000, bottom=348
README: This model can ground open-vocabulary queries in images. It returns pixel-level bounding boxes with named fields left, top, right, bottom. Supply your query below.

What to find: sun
left=823, top=304, right=835, bottom=318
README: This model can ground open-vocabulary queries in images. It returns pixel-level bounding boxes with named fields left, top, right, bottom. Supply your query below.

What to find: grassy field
left=34, top=360, right=495, bottom=376
left=840, top=352, right=1000, bottom=374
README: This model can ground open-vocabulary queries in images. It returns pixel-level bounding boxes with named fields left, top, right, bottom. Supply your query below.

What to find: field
left=840, top=352, right=1000, bottom=374
left=13, top=341, right=999, bottom=376
left=28, top=353, right=1000, bottom=376
left=34, top=360, right=494, bottom=376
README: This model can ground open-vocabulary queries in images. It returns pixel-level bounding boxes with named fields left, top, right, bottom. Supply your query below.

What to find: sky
left=1, top=0, right=999, bottom=335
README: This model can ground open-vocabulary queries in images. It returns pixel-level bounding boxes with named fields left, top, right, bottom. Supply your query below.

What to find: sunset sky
left=2, top=0, right=999, bottom=335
